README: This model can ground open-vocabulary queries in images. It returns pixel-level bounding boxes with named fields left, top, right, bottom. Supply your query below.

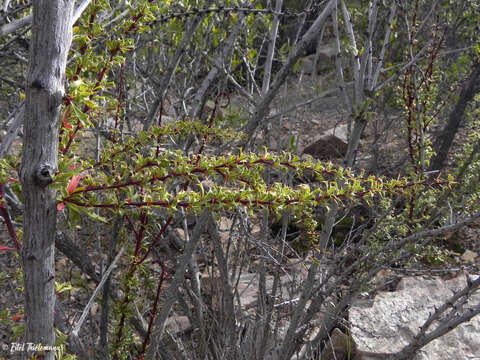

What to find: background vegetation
left=0, top=0, right=479, bottom=359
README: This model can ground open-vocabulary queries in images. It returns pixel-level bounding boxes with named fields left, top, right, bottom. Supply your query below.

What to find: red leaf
left=0, top=245, right=15, bottom=251
left=63, top=120, right=73, bottom=129
left=67, top=174, right=82, bottom=195
left=57, top=202, right=65, bottom=211
left=12, top=314, right=24, bottom=322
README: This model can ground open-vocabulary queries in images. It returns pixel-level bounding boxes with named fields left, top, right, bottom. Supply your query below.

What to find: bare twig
left=261, top=0, right=283, bottom=95
left=0, top=0, right=92, bottom=37
left=143, top=0, right=215, bottom=130
left=392, top=276, right=480, bottom=360
left=0, top=104, right=23, bottom=159
left=242, top=0, right=336, bottom=143
left=71, top=244, right=126, bottom=337
left=188, top=12, right=246, bottom=120
left=145, top=211, right=209, bottom=360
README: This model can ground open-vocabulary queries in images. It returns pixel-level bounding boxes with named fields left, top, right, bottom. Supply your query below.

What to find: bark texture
left=242, top=0, right=335, bottom=142
left=20, top=1, right=74, bottom=357
left=430, top=61, right=480, bottom=172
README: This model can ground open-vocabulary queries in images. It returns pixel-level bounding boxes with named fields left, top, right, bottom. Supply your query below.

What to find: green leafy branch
left=54, top=132, right=453, bottom=228
left=60, top=0, right=160, bottom=154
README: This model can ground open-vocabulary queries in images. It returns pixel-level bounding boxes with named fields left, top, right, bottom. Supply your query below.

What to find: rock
left=302, top=135, right=348, bottom=160
left=373, top=269, right=400, bottom=292
left=350, top=274, right=480, bottom=360
left=460, top=250, right=478, bottom=264
left=202, top=271, right=299, bottom=311
left=298, top=45, right=336, bottom=75
left=165, top=315, right=191, bottom=335
left=320, top=328, right=356, bottom=360
left=319, top=123, right=349, bottom=143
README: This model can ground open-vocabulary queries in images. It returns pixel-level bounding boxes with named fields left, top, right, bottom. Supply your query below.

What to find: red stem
left=137, top=261, right=168, bottom=360
left=136, top=217, right=173, bottom=266
left=63, top=8, right=148, bottom=155
left=63, top=178, right=450, bottom=211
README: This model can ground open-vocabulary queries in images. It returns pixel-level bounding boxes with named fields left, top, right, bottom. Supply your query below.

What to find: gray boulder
left=350, top=273, right=480, bottom=360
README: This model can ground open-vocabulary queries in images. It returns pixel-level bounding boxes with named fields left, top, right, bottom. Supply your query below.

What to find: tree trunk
left=344, top=116, right=366, bottom=167
left=20, top=1, right=74, bottom=358
left=429, top=61, right=480, bottom=172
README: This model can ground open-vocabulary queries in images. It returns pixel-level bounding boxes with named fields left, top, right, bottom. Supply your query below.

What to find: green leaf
left=55, top=281, right=74, bottom=294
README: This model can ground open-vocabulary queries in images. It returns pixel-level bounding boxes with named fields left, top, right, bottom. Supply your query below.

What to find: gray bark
left=429, top=61, right=480, bottom=172
left=0, top=0, right=92, bottom=37
left=0, top=104, right=23, bottom=159
left=340, top=0, right=365, bottom=167
left=242, top=0, right=336, bottom=143
left=19, top=1, right=74, bottom=358
left=0, top=13, right=32, bottom=37
left=142, top=0, right=214, bottom=130
left=146, top=212, right=209, bottom=360
left=188, top=13, right=246, bottom=121
left=261, top=0, right=283, bottom=95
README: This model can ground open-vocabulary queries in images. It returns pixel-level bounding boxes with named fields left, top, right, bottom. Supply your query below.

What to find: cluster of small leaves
left=449, top=96, right=480, bottom=213
left=54, top=121, right=453, bottom=244
left=60, top=0, right=161, bottom=153
left=0, top=158, right=12, bottom=184
left=54, top=329, right=77, bottom=360
left=401, top=29, right=445, bottom=172
left=147, top=2, right=313, bottom=28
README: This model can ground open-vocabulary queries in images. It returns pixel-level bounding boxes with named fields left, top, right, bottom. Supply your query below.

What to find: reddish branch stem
left=61, top=7, right=149, bottom=155
left=137, top=261, right=168, bottom=360
left=63, top=178, right=450, bottom=211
